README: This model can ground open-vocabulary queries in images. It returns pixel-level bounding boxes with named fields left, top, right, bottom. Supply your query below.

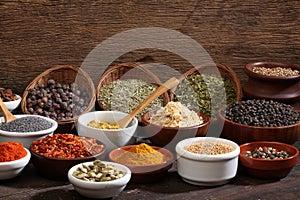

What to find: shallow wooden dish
left=243, top=62, right=300, bottom=103
left=109, top=145, right=174, bottom=183
left=239, top=141, right=299, bottom=179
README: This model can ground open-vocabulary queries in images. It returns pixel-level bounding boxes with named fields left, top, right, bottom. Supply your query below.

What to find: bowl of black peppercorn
left=239, top=141, right=299, bottom=179
left=218, top=99, right=300, bottom=145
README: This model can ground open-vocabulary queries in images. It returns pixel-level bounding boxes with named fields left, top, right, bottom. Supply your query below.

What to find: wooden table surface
left=1, top=140, right=299, bottom=200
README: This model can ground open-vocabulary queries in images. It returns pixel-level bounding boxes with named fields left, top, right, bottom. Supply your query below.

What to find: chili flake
left=30, top=133, right=104, bottom=158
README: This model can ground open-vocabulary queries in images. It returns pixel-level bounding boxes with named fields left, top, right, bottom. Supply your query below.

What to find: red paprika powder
left=0, top=142, right=27, bottom=162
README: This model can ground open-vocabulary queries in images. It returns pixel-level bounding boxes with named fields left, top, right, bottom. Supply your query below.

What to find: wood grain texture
left=0, top=0, right=299, bottom=95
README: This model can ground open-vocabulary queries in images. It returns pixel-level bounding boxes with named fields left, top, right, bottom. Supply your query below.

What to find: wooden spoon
left=114, top=77, right=180, bottom=128
left=0, top=97, right=17, bottom=122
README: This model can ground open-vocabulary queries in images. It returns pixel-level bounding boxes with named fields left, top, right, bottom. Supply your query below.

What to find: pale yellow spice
left=87, top=120, right=120, bottom=130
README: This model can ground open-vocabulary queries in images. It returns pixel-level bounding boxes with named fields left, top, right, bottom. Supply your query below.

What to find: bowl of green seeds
left=172, top=62, right=242, bottom=125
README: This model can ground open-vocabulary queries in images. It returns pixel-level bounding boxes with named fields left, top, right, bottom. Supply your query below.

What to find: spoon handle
left=0, top=97, right=17, bottom=122
left=116, top=77, right=180, bottom=128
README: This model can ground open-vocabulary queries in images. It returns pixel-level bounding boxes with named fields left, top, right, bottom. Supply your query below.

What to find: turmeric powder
left=115, top=143, right=164, bottom=165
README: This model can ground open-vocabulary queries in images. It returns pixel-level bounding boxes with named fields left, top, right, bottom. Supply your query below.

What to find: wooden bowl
left=109, top=145, right=174, bottom=183
left=141, top=110, right=210, bottom=148
left=218, top=107, right=300, bottom=145
left=243, top=62, right=300, bottom=103
left=29, top=134, right=106, bottom=181
left=239, top=141, right=299, bottom=179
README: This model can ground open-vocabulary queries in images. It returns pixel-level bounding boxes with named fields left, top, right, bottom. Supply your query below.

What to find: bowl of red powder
left=0, top=141, right=31, bottom=180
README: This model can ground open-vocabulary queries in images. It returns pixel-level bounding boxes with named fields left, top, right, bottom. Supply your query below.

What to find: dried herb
left=174, top=74, right=237, bottom=121
left=98, top=79, right=164, bottom=120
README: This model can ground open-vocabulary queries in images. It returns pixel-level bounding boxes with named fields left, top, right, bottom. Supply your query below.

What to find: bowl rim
left=109, top=145, right=174, bottom=168
left=141, top=109, right=210, bottom=130
left=0, top=114, right=58, bottom=136
left=245, top=61, right=300, bottom=81
left=239, top=141, right=299, bottom=162
left=29, top=136, right=106, bottom=161
left=68, top=160, right=131, bottom=187
left=218, top=105, right=300, bottom=129
left=77, top=110, right=138, bottom=132
left=0, top=147, right=31, bottom=167
left=176, top=137, right=240, bottom=161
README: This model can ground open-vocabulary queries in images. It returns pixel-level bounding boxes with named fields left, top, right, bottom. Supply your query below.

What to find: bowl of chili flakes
left=29, top=133, right=106, bottom=181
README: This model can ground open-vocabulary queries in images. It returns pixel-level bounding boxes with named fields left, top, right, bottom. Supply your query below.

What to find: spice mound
left=0, top=142, right=27, bottom=162
left=185, top=142, right=235, bottom=155
left=30, top=133, right=104, bottom=158
left=115, top=143, right=165, bottom=165
left=245, top=147, right=290, bottom=160
left=72, top=160, right=125, bottom=182
left=87, top=120, right=120, bottom=130
left=149, top=101, right=204, bottom=128
left=0, top=116, right=53, bottom=132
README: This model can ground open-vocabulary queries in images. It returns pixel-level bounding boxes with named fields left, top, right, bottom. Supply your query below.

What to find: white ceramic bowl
left=76, top=111, right=138, bottom=153
left=68, top=161, right=131, bottom=199
left=3, top=94, right=21, bottom=112
left=0, top=114, right=58, bottom=148
left=176, top=137, right=240, bottom=186
left=0, top=147, right=31, bottom=180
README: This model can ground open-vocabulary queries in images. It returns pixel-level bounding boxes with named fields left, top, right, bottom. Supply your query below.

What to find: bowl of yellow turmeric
left=109, top=143, right=174, bottom=183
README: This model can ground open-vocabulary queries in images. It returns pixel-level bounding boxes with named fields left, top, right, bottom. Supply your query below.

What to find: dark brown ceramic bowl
left=218, top=107, right=300, bottom=145
left=141, top=110, right=210, bottom=147
left=239, top=141, right=299, bottom=179
left=109, top=145, right=174, bottom=183
left=29, top=138, right=106, bottom=181
left=243, top=62, right=300, bottom=103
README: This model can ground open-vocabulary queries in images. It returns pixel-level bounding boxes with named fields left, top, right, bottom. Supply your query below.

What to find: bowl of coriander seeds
left=243, top=61, right=300, bottom=103
left=175, top=137, right=240, bottom=186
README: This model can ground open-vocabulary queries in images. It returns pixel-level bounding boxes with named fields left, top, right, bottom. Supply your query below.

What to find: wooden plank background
left=0, top=0, right=299, bottom=95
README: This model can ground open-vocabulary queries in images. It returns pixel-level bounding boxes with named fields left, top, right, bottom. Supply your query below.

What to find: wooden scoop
left=114, top=77, right=180, bottom=128
left=0, top=97, right=17, bottom=122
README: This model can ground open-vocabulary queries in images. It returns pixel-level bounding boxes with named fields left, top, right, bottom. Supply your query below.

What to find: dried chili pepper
left=30, top=133, right=104, bottom=158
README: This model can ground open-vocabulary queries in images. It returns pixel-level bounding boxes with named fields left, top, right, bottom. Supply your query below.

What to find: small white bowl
left=0, top=115, right=58, bottom=148
left=176, top=137, right=240, bottom=186
left=76, top=111, right=138, bottom=153
left=0, top=148, right=31, bottom=180
left=68, top=161, right=131, bottom=199
left=3, top=94, right=21, bottom=112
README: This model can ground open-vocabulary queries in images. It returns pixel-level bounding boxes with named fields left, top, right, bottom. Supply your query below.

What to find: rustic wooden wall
left=0, top=0, right=299, bottom=95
